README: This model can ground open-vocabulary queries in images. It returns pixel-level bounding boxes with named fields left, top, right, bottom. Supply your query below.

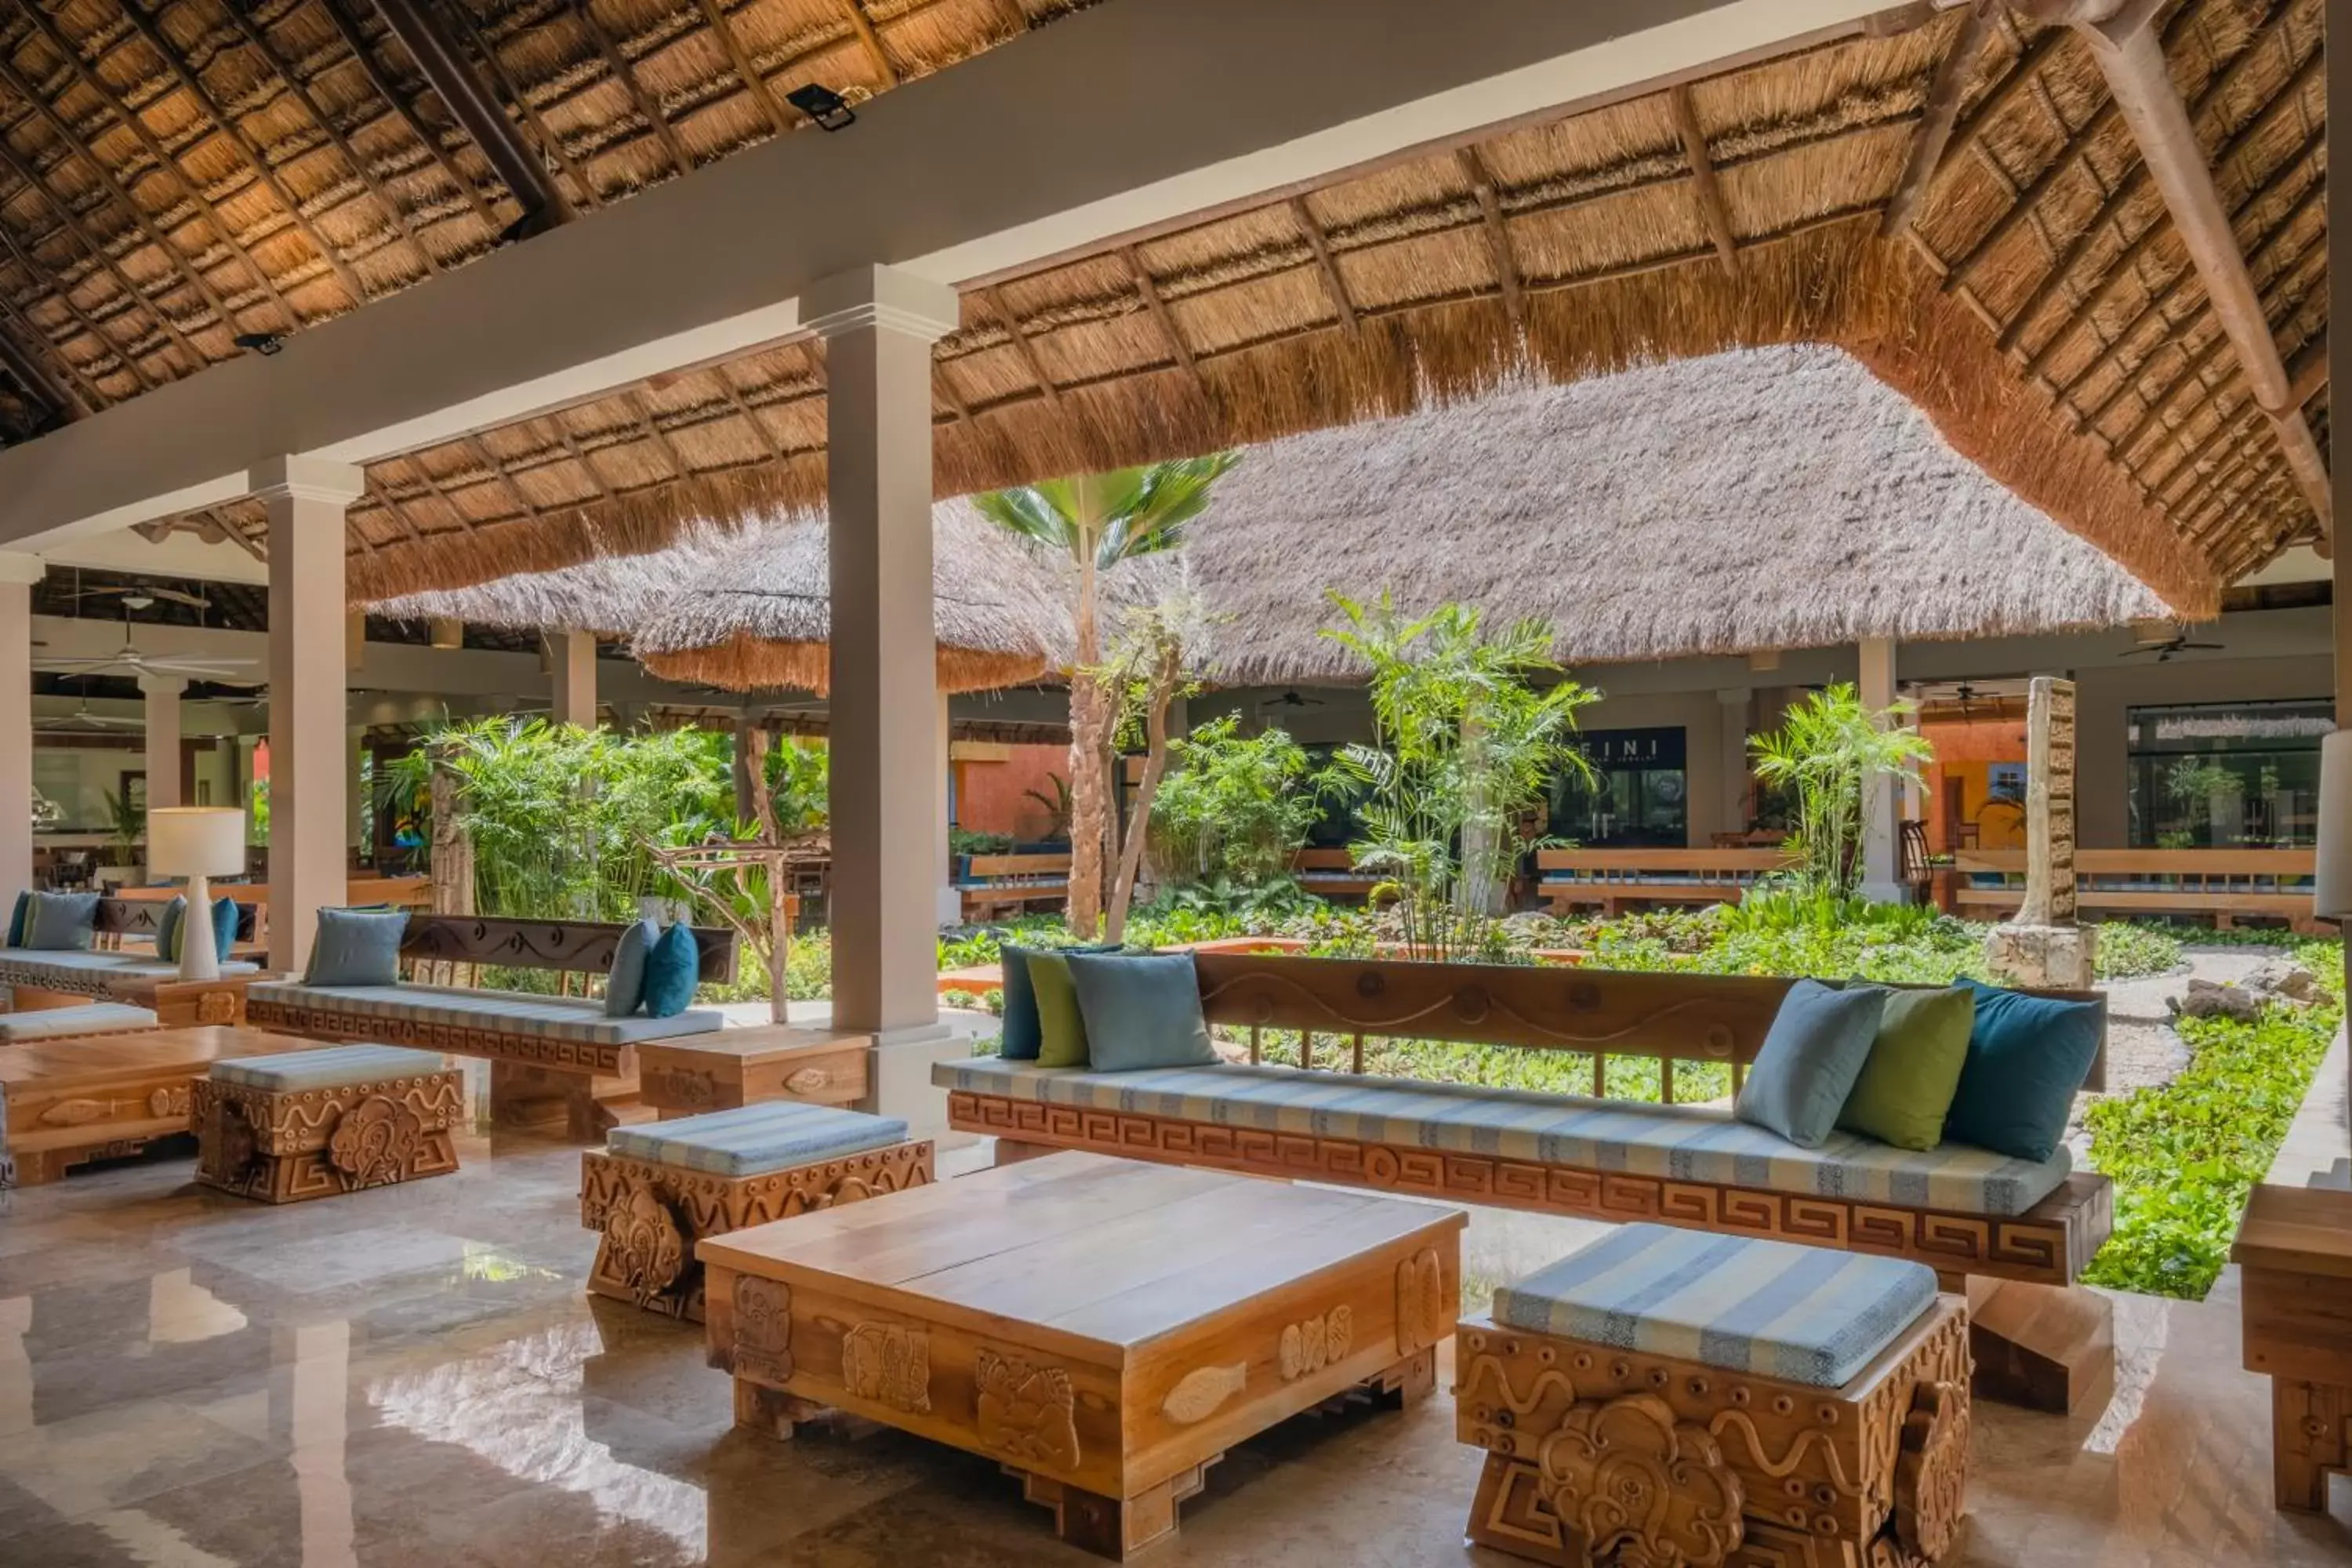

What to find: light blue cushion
left=642, top=923, right=699, bottom=1018
left=608, top=1101, right=908, bottom=1177
left=1493, top=1222, right=1938, bottom=1388
left=157, top=895, right=185, bottom=962
left=248, top=981, right=725, bottom=1047
left=1065, top=951, right=1218, bottom=1072
left=1734, top=980, right=1885, bottom=1149
left=303, top=908, right=410, bottom=986
left=0, top=950, right=256, bottom=984
left=932, top=1056, right=2073, bottom=1218
left=606, top=918, right=659, bottom=1018
left=212, top=1044, right=448, bottom=1092
left=0, top=1004, right=158, bottom=1043
left=23, top=891, right=100, bottom=951
left=1944, top=980, right=2105, bottom=1163
left=8, top=890, right=31, bottom=947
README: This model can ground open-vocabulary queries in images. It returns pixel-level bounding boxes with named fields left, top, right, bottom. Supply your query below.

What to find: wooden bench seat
left=1534, top=848, right=1792, bottom=916
left=957, top=853, right=1070, bottom=920
left=2, top=897, right=256, bottom=1027
left=1290, top=847, right=1381, bottom=900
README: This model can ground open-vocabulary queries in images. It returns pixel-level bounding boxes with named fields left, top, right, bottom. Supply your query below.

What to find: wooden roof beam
left=1882, top=2, right=1993, bottom=238
left=0, top=198, right=159, bottom=394
left=1946, top=100, right=2119, bottom=292
left=324, top=0, right=506, bottom=234
left=1120, top=245, right=1211, bottom=394
left=569, top=2, right=694, bottom=176
left=2054, top=9, right=2328, bottom=536
left=1289, top=198, right=1361, bottom=333
left=983, top=285, right=1067, bottom=406
left=442, top=4, right=603, bottom=216
left=1668, top=85, right=1737, bottom=273
left=1935, top=20, right=2072, bottom=177
left=691, top=0, right=789, bottom=136
left=833, top=0, right=899, bottom=88
left=1457, top=147, right=1525, bottom=328
left=367, top=0, right=572, bottom=234
left=0, top=136, right=203, bottom=371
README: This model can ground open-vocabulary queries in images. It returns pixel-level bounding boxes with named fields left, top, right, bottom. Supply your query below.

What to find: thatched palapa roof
left=1177, top=345, right=2173, bottom=684
left=374, top=500, right=1071, bottom=695
left=21, top=5, right=2323, bottom=601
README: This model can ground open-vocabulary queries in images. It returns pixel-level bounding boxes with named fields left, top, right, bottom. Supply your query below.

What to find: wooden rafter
left=1882, top=2, right=1991, bottom=238
left=691, top=0, right=789, bottom=135
left=10, top=2, right=296, bottom=327
left=315, top=0, right=501, bottom=232
left=572, top=2, right=693, bottom=175
left=112, top=0, right=367, bottom=307
left=1946, top=100, right=2122, bottom=292
left=446, top=4, right=602, bottom=216
left=1456, top=147, right=1524, bottom=328
left=0, top=132, right=204, bottom=368
left=1936, top=19, right=2072, bottom=177
left=1289, top=197, right=1360, bottom=334
left=1121, top=245, right=1210, bottom=394
left=983, top=285, right=1065, bottom=408
left=833, top=0, right=898, bottom=88
left=1667, top=85, right=1737, bottom=273
left=0, top=285, right=102, bottom=409
left=0, top=197, right=161, bottom=392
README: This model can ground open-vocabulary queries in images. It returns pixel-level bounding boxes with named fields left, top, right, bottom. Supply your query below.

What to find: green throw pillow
left=1028, top=952, right=1089, bottom=1068
left=157, top=895, right=187, bottom=963
left=998, top=942, right=1120, bottom=1059
left=1836, top=985, right=1975, bottom=1152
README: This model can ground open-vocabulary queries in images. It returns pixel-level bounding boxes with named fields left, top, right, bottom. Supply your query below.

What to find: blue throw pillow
left=1064, top=951, right=1219, bottom=1072
left=211, top=897, right=238, bottom=962
left=158, top=895, right=186, bottom=962
left=642, top=922, right=699, bottom=1018
left=997, top=941, right=1120, bottom=1059
left=1942, top=979, right=2104, bottom=1162
left=1733, top=979, right=1886, bottom=1149
left=606, top=918, right=659, bottom=1018
left=23, top=891, right=100, bottom=951
left=303, top=907, right=409, bottom=986
left=5, top=890, right=27, bottom=948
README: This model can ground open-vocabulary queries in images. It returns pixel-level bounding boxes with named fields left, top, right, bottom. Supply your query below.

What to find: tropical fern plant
left=973, top=455, right=1238, bottom=937
left=1748, top=682, right=1930, bottom=902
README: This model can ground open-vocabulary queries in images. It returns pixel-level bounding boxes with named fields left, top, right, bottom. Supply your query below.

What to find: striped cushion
left=608, top=1102, right=909, bottom=1178
left=932, top=1058, right=2072, bottom=1218
left=1, top=949, right=258, bottom=981
left=212, top=1044, right=449, bottom=1091
left=248, top=982, right=724, bottom=1047
left=1494, top=1223, right=1938, bottom=1388
left=0, top=1003, right=158, bottom=1042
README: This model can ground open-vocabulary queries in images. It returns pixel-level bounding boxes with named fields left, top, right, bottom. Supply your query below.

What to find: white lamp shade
left=147, top=808, right=248, bottom=878
left=2314, top=731, right=2352, bottom=920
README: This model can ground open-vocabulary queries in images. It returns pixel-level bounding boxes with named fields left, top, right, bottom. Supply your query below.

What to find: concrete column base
left=1861, top=881, right=1909, bottom=906
left=866, top=1022, right=967, bottom=1140
left=1984, top=923, right=2098, bottom=990
left=936, top=884, right=964, bottom=929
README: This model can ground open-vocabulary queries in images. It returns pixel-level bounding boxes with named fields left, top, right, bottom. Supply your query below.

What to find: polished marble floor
left=2, top=1094, right=2349, bottom=1568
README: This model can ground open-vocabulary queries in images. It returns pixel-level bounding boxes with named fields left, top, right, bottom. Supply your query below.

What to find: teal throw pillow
left=1942, top=979, right=2103, bottom=1162
left=642, top=923, right=700, bottom=1018
left=997, top=942, right=1120, bottom=1059
left=24, top=890, right=100, bottom=951
left=303, top=907, right=409, bottom=986
left=1733, top=979, right=1886, bottom=1149
left=157, top=895, right=187, bottom=963
left=211, top=897, right=238, bottom=962
left=5, top=890, right=27, bottom=948
left=606, top=917, right=659, bottom=1017
left=1064, top=951, right=1218, bottom=1072
left=1028, top=953, right=1089, bottom=1068
left=1836, top=985, right=1975, bottom=1152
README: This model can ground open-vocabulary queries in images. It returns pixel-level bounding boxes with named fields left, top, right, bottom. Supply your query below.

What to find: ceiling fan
left=1263, top=688, right=1327, bottom=709
left=64, top=581, right=209, bottom=614
left=2122, top=630, right=2225, bottom=662
left=36, top=611, right=259, bottom=682
left=34, top=695, right=142, bottom=733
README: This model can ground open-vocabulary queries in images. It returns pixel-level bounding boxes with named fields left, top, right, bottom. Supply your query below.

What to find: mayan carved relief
left=1279, top=1305, right=1354, bottom=1382
left=1396, top=1247, right=1446, bottom=1356
left=842, top=1322, right=932, bottom=1414
left=975, top=1348, right=1080, bottom=1471
left=603, top=1187, right=689, bottom=1312
left=1160, top=1365, right=1247, bottom=1425
left=1539, top=1392, right=1744, bottom=1566
left=732, top=1275, right=794, bottom=1385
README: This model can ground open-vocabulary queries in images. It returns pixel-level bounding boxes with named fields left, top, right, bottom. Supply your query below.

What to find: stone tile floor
left=2, top=1093, right=2349, bottom=1567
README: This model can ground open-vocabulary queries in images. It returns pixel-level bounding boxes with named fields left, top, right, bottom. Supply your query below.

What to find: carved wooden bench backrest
left=85, top=896, right=259, bottom=946
left=396, top=916, right=739, bottom=985
left=1190, top=952, right=2105, bottom=1102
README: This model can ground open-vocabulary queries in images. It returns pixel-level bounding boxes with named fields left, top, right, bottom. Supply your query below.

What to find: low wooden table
left=2233, top=1183, right=2352, bottom=1511
left=636, top=1026, right=870, bottom=1118
left=0, top=1025, right=325, bottom=1187
left=701, top=1151, right=1467, bottom=1559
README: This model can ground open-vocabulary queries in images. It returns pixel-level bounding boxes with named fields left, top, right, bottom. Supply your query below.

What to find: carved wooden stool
left=193, top=1044, right=463, bottom=1203
left=580, top=1100, right=932, bottom=1322
left=1455, top=1224, right=1971, bottom=1568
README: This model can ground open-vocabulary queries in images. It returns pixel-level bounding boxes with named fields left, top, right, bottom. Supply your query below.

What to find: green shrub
left=2090, top=922, right=2184, bottom=980
left=1149, top=715, right=1334, bottom=894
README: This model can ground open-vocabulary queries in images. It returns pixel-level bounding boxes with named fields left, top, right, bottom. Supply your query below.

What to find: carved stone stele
left=975, top=1348, right=1081, bottom=1470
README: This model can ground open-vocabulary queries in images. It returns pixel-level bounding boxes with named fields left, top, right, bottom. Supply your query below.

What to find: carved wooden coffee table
left=0, top=1025, right=324, bottom=1187
left=699, top=1151, right=1466, bottom=1559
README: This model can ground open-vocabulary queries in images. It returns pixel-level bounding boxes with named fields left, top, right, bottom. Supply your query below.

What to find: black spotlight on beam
left=786, top=83, right=856, bottom=132
left=234, top=332, right=286, bottom=357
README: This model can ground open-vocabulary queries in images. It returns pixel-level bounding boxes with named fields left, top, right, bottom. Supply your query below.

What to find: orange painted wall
left=953, top=742, right=1069, bottom=841
left=1921, top=717, right=2028, bottom=852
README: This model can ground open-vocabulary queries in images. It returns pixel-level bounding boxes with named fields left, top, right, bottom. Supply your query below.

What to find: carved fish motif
left=38, top=1098, right=117, bottom=1127
left=1160, top=1363, right=1247, bottom=1425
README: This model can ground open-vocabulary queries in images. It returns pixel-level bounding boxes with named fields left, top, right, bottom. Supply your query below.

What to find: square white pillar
left=807, top=265, right=962, bottom=1132
left=1858, top=636, right=1902, bottom=902
left=259, top=456, right=365, bottom=972
left=550, top=630, right=598, bottom=729
left=140, top=674, right=188, bottom=811
left=1715, top=688, right=1751, bottom=841
left=0, top=555, right=41, bottom=897
left=937, top=688, right=962, bottom=929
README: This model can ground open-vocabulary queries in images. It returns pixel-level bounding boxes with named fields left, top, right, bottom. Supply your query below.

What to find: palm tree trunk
left=1105, top=650, right=1179, bottom=942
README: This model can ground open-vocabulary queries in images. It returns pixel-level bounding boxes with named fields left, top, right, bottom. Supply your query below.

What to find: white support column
left=259, top=456, right=365, bottom=973
left=1716, top=688, right=1751, bottom=840
left=139, top=675, right=188, bottom=812
left=0, top=554, right=40, bottom=897
left=1858, top=637, right=1902, bottom=903
left=809, top=265, right=961, bottom=1131
left=550, top=630, right=598, bottom=729
left=937, top=688, right=962, bottom=930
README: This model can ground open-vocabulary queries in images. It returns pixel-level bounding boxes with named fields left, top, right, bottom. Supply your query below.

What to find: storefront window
left=2125, top=699, right=2332, bottom=848
left=1552, top=728, right=1689, bottom=848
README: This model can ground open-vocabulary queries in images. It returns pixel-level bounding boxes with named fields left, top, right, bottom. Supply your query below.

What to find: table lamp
left=2316, top=731, right=2352, bottom=926
left=148, top=807, right=247, bottom=982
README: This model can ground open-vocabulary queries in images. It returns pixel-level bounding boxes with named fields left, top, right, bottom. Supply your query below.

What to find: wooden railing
left=1190, top=950, right=2104, bottom=1102
left=1534, top=847, right=1794, bottom=916
left=1952, top=848, right=2318, bottom=931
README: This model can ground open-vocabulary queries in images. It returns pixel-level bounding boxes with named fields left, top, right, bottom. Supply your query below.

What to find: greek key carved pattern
left=948, top=1092, right=2101, bottom=1285
left=975, top=1347, right=1080, bottom=1471
left=395, top=916, right=737, bottom=982
left=247, top=999, right=631, bottom=1075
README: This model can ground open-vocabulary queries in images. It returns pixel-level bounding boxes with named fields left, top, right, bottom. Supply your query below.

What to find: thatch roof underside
left=1179, top=346, right=2175, bottom=684
left=374, top=499, right=1071, bottom=694
left=12, top=3, right=2328, bottom=601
